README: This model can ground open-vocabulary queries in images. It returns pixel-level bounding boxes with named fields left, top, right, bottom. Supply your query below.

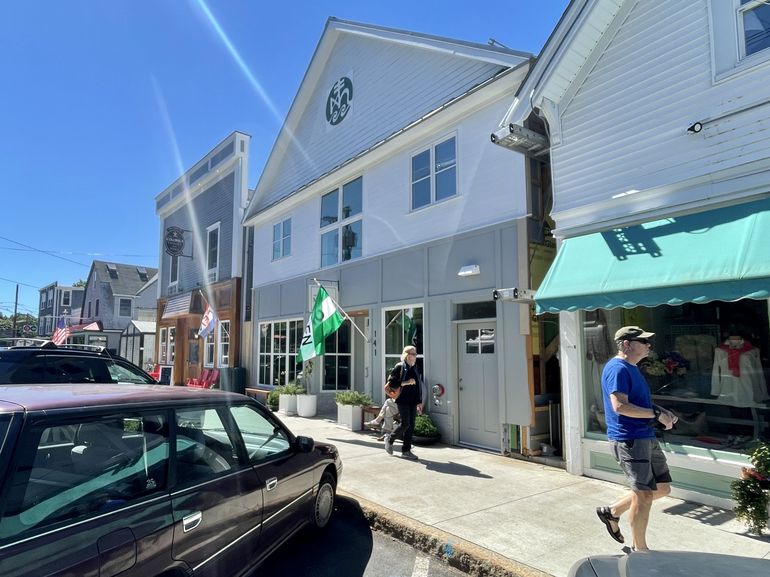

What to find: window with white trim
left=320, top=176, right=363, bottom=268
left=321, top=319, right=352, bottom=392
left=739, top=0, right=770, bottom=58
left=218, top=320, right=230, bottom=367
left=204, top=332, right=215, bottom=367
left=411, top=136, right=457, bottom=210
left=62, top=291, right=71, bottom=307
left=206, top=223, right=220, bottom=283
left=711, top=0, right=770, bottom=78
left=272, top=218, right=291, bottom=260
left=169, top=254, right=179, bottom=288
left=258, top=320, right=303, bottom=387
left=384, top=306, right=424, bottom=376
left=118, top=298, right=132, bottom=317
left=160, top=328, right=168, bottom=363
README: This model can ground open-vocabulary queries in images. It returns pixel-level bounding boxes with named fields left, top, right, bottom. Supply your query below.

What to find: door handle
left=183, top=511, right=202, bottom=533
left=266, top=477, right=278, bottom=491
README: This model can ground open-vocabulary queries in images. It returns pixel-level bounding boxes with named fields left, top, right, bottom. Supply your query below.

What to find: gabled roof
left=244, top=17, right=532, bottom=224
left=89, top=261, right=159, bottom=298
left=493, top=0, right=627, bottom=146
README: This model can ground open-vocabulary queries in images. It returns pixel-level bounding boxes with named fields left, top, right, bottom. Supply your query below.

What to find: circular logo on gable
left=164, top=226, right=185, bottom=257
left=326, top=76, right=353, bottom=126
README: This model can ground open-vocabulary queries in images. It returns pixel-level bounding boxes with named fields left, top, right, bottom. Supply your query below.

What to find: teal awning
left=535, top=198, right=770, bottom=314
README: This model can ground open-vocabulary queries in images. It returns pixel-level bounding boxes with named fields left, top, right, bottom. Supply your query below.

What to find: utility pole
left=12, top=284, right=19, bottom=337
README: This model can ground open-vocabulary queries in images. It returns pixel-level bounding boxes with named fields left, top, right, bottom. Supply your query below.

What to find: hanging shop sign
left=164, top=226, right=186, bottom=257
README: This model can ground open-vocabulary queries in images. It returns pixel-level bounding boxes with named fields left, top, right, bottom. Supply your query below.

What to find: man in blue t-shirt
left=596, top=326, right=677, bottom=552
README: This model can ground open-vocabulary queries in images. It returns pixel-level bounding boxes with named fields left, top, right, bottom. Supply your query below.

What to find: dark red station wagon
left=0, top=384, right=342, bottom=577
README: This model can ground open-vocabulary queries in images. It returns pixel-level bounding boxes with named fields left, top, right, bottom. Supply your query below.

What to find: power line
left=0, top=235, right=90, bottom=267
left=0, top=276, right=40, bottom=289
left=0, top=246, right=155, bottom=258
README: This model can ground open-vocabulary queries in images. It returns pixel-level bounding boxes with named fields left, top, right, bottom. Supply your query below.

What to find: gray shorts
left=610, top=438, right=672, bottom=491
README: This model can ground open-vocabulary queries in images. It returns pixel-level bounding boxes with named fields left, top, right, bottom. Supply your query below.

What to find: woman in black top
left=384, top=345, right=425, bottom=460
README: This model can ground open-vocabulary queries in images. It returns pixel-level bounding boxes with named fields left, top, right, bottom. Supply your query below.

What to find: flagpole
left=312, top=278, right=370, bottom=343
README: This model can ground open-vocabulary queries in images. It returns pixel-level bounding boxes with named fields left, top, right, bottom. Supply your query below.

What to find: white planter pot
left=337, top=404, right=363, bottom=431
left=296, top=394, right=317, bottom=418
left=278, top=394, right=297, bottom=415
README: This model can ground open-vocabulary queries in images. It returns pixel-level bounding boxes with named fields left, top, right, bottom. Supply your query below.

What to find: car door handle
left=183, top=511, right=202, bottom=533
left=266, top=477, right=278, bottom=491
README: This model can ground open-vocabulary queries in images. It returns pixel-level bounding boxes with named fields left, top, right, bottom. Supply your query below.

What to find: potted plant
left=278, top=382, right=305, bottom=416
left=335, top=390, right=373, bottom=431
left=295, top=361, right=318, bottom=417
left=412, top=413, right=441, bottom=445
left=730, top=441, right=770, bottom=535
left=266, top=387, right=281, bottom=411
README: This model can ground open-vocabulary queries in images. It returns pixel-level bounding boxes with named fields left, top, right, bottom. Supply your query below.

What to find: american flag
left=51, top=317, right=71, bottom=345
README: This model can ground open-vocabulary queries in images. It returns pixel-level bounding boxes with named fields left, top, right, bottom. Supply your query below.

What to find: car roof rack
left=2, top=337, right=50, bottom=348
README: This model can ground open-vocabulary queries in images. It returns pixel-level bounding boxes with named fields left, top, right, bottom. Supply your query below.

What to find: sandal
left=596, top=506, right=624, bottom=544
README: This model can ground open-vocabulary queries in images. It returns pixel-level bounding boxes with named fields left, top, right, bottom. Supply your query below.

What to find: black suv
left=0, top=342, right=157, bottom=385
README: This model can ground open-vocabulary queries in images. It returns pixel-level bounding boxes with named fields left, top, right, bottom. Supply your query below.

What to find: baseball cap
left=614, top=326, right=655, bottom=341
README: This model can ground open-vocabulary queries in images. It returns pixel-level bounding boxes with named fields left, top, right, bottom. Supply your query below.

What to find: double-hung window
left=119, top=298, right=132, bottom=317
left=711, top=1, right=770, bottom=78
left=169, top=254, right=179, bottom=293
left=320, top=176, right=363, bottom=268
left=258, top=320, right=303, bottom=386
left=62, top=291, right=71, bottom=307
left=207, top=223, right=220, bottom=283
left=272, top=218, right=292, bottom=260
left=204, top=331, right=215, bottom=367
left=411, top=136, right=457, bottom=210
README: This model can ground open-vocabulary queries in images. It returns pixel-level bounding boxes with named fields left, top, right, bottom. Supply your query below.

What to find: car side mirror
left=296, top=435, right=314, bottom=453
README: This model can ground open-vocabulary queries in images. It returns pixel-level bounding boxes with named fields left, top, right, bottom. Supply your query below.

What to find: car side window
left=0, top=414, right=169, bottom=541
left=229, top=405, right=291, bottom=464
left=0, top=353, right=47, bottom=384
left=175, top=408, right=240, bottom=486
left=45, top=356, right=112, bottom=383
left=108, top=359, right=154, bottom=384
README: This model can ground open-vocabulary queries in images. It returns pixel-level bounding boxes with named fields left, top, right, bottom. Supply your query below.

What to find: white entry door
left=457, top=322, right=499, bottom=449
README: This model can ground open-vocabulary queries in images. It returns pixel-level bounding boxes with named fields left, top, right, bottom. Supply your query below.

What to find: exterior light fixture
left=686, top=122, right=703, bottom=134
left=457, top=265, right=480, bottom=277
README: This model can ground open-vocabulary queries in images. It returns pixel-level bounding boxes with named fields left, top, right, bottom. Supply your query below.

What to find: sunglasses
left=629, top=338, right=651, bottom=345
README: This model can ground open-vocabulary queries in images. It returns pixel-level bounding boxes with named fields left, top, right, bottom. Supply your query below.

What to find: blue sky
left=0, top=0, right=568, bottom=320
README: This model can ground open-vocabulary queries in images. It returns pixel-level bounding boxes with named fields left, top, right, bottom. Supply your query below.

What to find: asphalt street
left=251, top=496, right=470, bottom=577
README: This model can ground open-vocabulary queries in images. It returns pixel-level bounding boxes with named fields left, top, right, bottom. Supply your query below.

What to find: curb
left=340, top=490, right=552, bottom=577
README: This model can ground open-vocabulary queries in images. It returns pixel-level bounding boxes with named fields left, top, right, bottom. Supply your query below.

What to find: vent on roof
left=137, top=267, right=148, bottom=282
left=107, top=263, right=119, bottom=279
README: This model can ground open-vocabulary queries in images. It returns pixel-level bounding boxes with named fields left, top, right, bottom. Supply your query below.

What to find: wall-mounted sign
left=326, top=76, right=353, bottom=126
left=164, top=226, right=186, bottom=257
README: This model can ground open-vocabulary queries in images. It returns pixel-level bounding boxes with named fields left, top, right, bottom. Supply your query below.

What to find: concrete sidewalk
left=280, top=415, right=770, bottom=577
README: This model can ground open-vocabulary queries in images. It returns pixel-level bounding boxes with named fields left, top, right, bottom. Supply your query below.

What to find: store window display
left=584, top=301, right=770, bottom=453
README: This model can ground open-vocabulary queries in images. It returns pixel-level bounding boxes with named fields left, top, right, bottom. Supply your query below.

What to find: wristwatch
left=652, top=406, right=662, bottom=419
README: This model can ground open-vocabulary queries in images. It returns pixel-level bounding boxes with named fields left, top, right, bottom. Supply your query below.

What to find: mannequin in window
left=710, top=336, right=768, bottom=407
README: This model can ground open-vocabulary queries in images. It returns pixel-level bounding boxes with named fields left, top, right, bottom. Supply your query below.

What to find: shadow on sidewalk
left=662, top=502, right=734, bottom=526
left=419, top=458, right=493, bottom=478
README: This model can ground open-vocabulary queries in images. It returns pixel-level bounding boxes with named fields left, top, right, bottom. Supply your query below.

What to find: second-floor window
left=739, top=0, right=770, bottom=58
left=320, top=176, right=362, bottom=268
left=119, top=298, right=132, bottom=317
left=95, top=299, right=100, bottom=317
left=411, top=136, right=457, bottom=210
left=170, top=254, right=179, bottom=287
left=272, top=218, right=291, bottom=260
left=207, top=223, right=220, bottom=283
left=62, top=291, right=70, bottom=306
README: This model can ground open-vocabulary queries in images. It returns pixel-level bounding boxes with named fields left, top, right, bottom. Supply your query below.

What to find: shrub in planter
left=412, top=413, right=440, bottom=445
left=267, top=388, right=281, bottom=411
left=335, top=391, right=373, bottom=432
left=278, top=382, right=305, bottom=415
left=334, top=390, right=373, bottom=406
left=731, top=441, right=770, bottom=535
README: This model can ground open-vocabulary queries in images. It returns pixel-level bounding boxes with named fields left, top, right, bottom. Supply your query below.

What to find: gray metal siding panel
left=256, top=34, right=506, bottom=212
left=340, top=261, right=380, bottom=307
left=427, top=231, right=497, bottom=297
left=381, top=249, right=425, bottom=302
left=162, top=172, right=235, bottom=292
left=280, top=279, right=306, bottom=316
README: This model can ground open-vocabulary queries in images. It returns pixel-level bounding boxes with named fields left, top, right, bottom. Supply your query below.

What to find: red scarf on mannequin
left=718, top=340, right=752, bottom=377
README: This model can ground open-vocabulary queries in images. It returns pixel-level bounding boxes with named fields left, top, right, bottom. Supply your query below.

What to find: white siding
left=254, top=33, right=508, bottom=213
left=253, top=98, right=526, bottom=286
left=551, top=0, right=770, bottom=227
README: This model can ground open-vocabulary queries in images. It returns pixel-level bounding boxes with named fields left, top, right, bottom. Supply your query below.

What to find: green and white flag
left=297, top=286, right=344, bottom=362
